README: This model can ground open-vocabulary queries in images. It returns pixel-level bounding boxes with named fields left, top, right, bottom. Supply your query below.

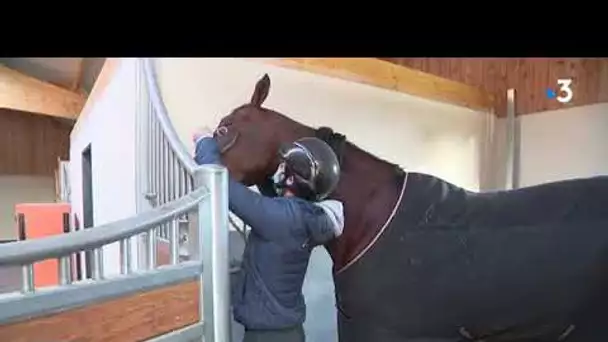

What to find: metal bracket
left=144, top=192, right=158, bottom=206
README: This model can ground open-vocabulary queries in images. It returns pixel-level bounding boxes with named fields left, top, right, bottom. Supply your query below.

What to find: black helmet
left=275, top=137, right=340, bottom=201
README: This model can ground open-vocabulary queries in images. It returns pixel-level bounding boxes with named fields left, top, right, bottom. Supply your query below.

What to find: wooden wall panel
left=0, top=109, right=73, bottom=176
left=0, top=280, right=200, bottom=342
left=382, top=58, right=608, bottom=116
left=267, top=58, right=493, bottom=111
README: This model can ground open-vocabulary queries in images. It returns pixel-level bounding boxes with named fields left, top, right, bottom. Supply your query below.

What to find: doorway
left=81, top=144, right=94, bottom=279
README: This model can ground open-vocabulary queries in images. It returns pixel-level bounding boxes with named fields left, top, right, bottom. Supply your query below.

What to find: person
left=193, top=128, right=345, bottom=342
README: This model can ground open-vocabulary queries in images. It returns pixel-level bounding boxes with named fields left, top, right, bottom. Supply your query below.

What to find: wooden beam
left=0, top=280, right=200, bottom=342
left=265, top=58, right=494, bottom=112
left=0, top=64, right=86, bottom=120
left=599, top=59, right=608, bottom=103
left=70, top=58, right=85, bottom=91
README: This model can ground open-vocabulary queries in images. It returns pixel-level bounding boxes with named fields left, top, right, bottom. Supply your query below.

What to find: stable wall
left=0, top=176, right=56, bottom=241
left=153, top=57, right=490, bottom=341
left=155, top=58, right=489, bottom=191
left=518, top=103, right=608, bottom=186
left=483, top=102, right=608, bottom=191
left=69, top=59, right=140, bottom=277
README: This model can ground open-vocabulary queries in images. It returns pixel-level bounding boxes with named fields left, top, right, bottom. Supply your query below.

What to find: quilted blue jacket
left=194, top=137, right=342, bottom=330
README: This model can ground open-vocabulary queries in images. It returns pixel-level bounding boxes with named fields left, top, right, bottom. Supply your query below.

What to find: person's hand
left=192, top=126, right=215, bottom=144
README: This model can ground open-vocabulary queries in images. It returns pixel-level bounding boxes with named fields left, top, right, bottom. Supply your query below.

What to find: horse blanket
left=334, top=172, right=608, bottom=342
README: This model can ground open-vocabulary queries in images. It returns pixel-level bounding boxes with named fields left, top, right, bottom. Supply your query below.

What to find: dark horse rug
left=334, top=171, right=608, bottom=342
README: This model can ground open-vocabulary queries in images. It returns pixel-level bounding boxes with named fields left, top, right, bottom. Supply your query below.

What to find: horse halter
left=214, top=125, right=239, bottom=154
left=214, top=125, right=248, bottom=240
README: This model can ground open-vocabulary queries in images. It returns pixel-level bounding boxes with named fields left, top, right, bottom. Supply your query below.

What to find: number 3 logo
left=556, top=79, right=573, bottom=103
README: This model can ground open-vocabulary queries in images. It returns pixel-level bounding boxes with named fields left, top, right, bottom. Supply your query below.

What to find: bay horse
left=211, top=74, right=608, bottom=342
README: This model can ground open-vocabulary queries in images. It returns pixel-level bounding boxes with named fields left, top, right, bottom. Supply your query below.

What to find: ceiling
left=0, top=58, right=106, bottom=96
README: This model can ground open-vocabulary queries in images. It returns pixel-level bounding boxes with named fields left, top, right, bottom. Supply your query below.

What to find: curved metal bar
left=0, top=187, right=210, bottom=266
left=141, top=57, right=250, bottom=241
left=141, top=58, right=199, bottom=175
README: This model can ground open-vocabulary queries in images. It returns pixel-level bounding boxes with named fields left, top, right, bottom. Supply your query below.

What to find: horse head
left=213, top=74, right=314, bottom=186
left=211, top=73, right=405, bottom=272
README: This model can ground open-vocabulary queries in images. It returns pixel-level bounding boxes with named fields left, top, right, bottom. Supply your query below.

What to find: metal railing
left=137, top=57, right=234, bottom=340
left=138, top=58, right=248, bottom=255
left=0, top=165, right=231, bottom=342
left=137, top=58, right=199, bottom=268
left=0, top=58, right=237, bottom=341
left=139, top=59, right=197, bottom=219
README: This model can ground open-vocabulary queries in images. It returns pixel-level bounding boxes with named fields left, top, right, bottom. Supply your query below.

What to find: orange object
left=15, top=203, right=71, bottom=288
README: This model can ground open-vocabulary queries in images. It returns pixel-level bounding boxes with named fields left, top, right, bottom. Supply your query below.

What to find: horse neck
left=276, top=118, right=404, bottom=269
left=334, top=142, right=401, bottom=200
left=327, top=141, right=405, bottom=267
left=275, top=119, right=399, bottom=195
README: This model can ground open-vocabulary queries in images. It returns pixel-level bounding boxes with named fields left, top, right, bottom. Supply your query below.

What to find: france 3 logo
left=546, top=79, right=573, bottom=104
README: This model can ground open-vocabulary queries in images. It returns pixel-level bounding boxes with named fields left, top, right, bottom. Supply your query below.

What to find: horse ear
left=250, top=74, right=270, bottom=107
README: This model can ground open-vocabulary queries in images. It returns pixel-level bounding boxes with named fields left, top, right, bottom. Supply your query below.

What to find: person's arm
left=308, top=199, right=344, bottom=245
left=194, top=137, right=296, bottom=241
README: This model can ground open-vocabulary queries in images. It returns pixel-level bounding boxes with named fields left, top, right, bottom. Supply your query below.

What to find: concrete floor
left=302, top=247, right=338, bottom=341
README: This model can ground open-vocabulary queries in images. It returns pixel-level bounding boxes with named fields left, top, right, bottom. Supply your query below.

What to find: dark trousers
left=243, top=324, right=305, bottom=342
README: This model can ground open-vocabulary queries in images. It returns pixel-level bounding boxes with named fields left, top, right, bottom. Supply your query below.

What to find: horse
left=210, top=73, right=608, bottom=342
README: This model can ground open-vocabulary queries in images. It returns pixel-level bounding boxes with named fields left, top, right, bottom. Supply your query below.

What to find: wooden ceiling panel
left=385, top=58, right=608, bottom=116
left=0, top=64, right=86, bottom=119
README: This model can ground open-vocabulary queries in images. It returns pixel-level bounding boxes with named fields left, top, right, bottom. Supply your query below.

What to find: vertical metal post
left=160, top=136, right=170, bottom=238
left=505, top=88, right=520, bottom=190
left=21, top=264, right=35, bottom=293
left=59, top=213, right=72, bottom=285
left=58, top=257, right=70, bottom=285
left=194, top=165, right=231, bottom=342
left=17, top=214, right=34, bottom=293
left=178, top=217, right=190, bottom=261
left=134, top=59, right=149, bottom=272
left=120, top=238, right=132, bottom=274
left=147, top=229, right=157, bottom=269
left=169, top=220, right=180, bottom=265
left=92, top=248, right=104, bottom=280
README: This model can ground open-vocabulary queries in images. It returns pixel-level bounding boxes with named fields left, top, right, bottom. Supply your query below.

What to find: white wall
left=0, top=176, right=56, bottom=240
left=69, top=58, right=140, bottom=277
left=519, top=103, right=608, bottom=187
left=155, top=58, right=488, bottom=190
left=154, top=58, right=489, bottom=341
left=419, top=122, right=486, bottom=191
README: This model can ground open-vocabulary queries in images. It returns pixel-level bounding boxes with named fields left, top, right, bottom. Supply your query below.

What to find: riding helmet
left=275, top=137, right=341, bottom=201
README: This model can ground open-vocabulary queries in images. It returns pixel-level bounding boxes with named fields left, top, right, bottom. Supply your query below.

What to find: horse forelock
left=312, top=126, right=401, bottom=175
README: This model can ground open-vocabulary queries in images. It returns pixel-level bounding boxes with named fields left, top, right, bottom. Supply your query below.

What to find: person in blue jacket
left=194, top=129, right=345, bottom=342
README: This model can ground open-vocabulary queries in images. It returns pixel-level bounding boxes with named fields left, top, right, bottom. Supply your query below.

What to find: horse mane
left=266, top=109, right=403, bottom=178
left=315, top=127, right=347, bottom=165
left=314, top=126, right=402, bottom=173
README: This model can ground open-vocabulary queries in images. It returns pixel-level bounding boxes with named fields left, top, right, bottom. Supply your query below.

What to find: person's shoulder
left=289, top=197, right=325, bottom=213
left=274, top=197, right=326, bottom=224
